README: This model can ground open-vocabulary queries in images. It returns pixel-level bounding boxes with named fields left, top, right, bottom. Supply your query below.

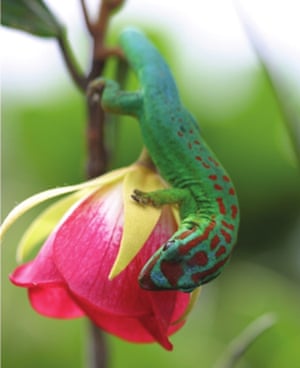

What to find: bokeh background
left=2, top=1, right=300, bottom=367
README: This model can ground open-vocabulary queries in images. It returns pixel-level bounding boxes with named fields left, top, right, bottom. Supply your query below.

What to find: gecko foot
left=87, top=78, right=106, bottom=102
left=131, top=189, right=159, bottom=207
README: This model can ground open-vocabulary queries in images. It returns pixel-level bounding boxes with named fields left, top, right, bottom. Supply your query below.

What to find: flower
left=1, top=157, right=199, bottom=350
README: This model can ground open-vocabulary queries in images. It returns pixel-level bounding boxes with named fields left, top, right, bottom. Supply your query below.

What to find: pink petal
left=52, top=184, right=190, bottom=346
left=28, top=286, right=84, bottom=318
left=72, top=293, right=185, bottom=350
left=10, top=232, right=84, bottom=318
left=10, top=232, right=63, bottom=287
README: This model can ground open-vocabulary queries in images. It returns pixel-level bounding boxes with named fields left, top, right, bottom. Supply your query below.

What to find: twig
left=213, top=313, right=277, bottom=368
left=57, top=31, right=87, bottom=90
left=87, top=0, right=125, bottom=81
left=80, top=0, right=94, bottom=35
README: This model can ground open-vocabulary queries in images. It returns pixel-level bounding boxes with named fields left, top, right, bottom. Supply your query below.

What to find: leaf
left=1, top=0, right=64, bottom=38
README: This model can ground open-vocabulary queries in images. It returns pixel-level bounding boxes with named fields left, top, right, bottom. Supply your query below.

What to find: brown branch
left=84, top=0, right=126, bottom=180
left=87, top=0, right=125, bottom=78
left=86, top=91, right=108, bottom=179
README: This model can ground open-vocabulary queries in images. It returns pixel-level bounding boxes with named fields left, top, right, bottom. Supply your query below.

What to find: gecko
left=91, top=28, right=240, bottom=293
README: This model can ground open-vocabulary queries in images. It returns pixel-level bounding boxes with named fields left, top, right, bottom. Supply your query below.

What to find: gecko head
left=138, top=232, right=231, bottom=292
left=138, top=238, right=197, bottom=293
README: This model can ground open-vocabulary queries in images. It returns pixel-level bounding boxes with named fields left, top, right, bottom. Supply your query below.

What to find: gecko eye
left=162, top=240, right=175, bottom=251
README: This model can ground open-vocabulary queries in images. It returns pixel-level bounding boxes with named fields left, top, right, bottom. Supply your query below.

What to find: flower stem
left=137, top=147, right=157, bottom=171
left=79, top=2, right=126, bottom=368
left=57, top=2, right=127, bottom=366
left=87, top=322, right=109, bottom=368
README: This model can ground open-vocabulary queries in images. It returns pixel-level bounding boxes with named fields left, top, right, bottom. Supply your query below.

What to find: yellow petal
left=172, top=287, right=201, bottom=325
left=109, top=165, right=166, bottom=279
left=16, top=188, right=95, bottom=262
left=0, top=167, right=131, bottom=241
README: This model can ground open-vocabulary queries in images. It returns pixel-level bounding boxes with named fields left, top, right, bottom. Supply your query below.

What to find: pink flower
left=1, top=161, right=198, bottom=350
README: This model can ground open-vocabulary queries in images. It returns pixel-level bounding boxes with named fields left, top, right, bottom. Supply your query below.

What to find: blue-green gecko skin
left=95, top=28, right=240, bottom=293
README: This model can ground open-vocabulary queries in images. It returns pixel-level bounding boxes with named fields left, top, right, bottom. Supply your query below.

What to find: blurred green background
left=2, top=11, right=300, bottom=368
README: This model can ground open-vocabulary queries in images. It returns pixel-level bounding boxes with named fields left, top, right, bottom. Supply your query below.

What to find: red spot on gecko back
left=221, top=229, right=232, bottom=244
left=160, top=260, right=184, bottom=288
left=215, top=245, right=226, bottom=258
left=194, top=140, right=200, bottom=145
left=221, top=220, right=234, bottom=230
left=202, top=162, right=210, bottom=169
left=188, top=251, right=208, bottom=267
left=179, top=221, right=216, bottom=255
left=214, top=184, right=223, bottom=191
left=195, top=156, right=202, bottom=161
left=210, top=235, right=220, bottom=250
left=229, top=188, right=235, bottom=195
left=177, top=228, right=196, bottom=240
left=208, top=157, right=220, bottom=167
left=177, top=131, right=184, bottom=137
left=231, top=205, right=238, bottom=219
left=209, top=175, right=217, bottom=180
left=191, top=255, right=229, bottom=284
left=216, top=197, right=226, bottom=215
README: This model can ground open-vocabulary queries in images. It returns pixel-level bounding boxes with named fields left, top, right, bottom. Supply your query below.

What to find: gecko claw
left=131, top=189, right=148, bottom=205
left=131, top=189, right=159, bottom=207
left=87, top=78, right=106, bottom=101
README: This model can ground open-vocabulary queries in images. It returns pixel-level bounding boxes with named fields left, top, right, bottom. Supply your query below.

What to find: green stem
left=213, top=313, right=277, bottom=368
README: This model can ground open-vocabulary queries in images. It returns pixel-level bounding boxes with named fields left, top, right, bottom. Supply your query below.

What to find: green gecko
left=92, top=28, right=239, bottom=293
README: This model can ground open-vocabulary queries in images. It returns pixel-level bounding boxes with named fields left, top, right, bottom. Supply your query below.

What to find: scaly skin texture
left=96, top=28, right=239, bottom=293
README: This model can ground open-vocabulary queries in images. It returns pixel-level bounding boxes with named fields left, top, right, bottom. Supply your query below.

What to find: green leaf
left=1, top=0, right=64, bottom=38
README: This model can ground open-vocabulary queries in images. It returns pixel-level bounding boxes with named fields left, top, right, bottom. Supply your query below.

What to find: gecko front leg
left=132, top=188, right=188, bottom=208
left=88, top=77, right=143, bottom=117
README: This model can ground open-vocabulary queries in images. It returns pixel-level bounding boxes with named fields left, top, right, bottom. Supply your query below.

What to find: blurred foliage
left=2, top=24, right=300, bottom=368
left=1, top=0, right=63, bottom=38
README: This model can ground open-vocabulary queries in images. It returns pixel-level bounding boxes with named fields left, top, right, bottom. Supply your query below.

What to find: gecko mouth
left=138, top=254, right=163, bottom=290
left=138, top=271, right=158, bottom=290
